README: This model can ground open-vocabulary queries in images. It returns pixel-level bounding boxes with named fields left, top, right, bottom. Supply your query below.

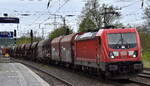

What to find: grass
left=142, top=50, right=150, bottom=68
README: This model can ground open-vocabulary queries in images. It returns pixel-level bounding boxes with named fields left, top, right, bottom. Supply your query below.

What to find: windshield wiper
left=114, top=34, right=129, bottom=49
left=114, top=34, right=123, bottom=49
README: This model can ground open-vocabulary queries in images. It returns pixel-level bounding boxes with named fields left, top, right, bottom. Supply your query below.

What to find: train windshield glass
left=107, top=33, right=136, bottom=49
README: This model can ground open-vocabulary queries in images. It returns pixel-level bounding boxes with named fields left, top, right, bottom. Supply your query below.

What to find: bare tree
left=145, top=6, right=150, bottom=25
left=81, top=0, right=103, bottom=28
left=79, top=0, right=120, bottom=32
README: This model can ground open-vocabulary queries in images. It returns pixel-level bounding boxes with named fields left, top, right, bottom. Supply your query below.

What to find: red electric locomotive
left=74, top=28, right=143, bottom=78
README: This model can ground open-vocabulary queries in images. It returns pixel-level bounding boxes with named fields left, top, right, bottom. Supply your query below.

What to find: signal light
left=30, top=30, right=33, bottom=43
left=30, top=30, right=33, bottom=38
left=3, top=13, right=8, bottom=17
left=14, top=29, right=16, bottom=37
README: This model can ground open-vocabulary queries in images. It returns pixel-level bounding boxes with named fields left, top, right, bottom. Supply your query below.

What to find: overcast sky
left=0, top=0, right=149, bottom=38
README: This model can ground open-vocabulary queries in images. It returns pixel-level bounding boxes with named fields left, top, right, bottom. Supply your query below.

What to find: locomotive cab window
left=107, top=32, right=137, bottom=49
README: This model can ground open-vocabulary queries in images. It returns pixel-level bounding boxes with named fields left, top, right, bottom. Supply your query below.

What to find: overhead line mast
left=101, top=7, right=120, bottom=28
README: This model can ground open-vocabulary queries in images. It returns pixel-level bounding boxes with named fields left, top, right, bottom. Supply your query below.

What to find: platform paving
left=0, top=63, right=50, bottom=86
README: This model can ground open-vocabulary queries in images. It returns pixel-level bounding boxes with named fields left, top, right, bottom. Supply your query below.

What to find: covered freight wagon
left=20, top=44, right=26, bottom=57
left=36, top=39, right=51, bottom=62
left=51, top=36, right=63, bottom=64
left=31, top=42, right=39, bottom=61
left=24, top=43, right=32, bottom=59
left=60, top=33, right=78, bottom=65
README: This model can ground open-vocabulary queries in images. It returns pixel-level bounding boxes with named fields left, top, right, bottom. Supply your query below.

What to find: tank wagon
left=9, top=28, right=143, bottom=79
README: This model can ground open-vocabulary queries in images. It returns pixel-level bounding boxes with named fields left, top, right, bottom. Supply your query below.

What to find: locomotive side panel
left=74, top=32, right=99, bottom=68
left=74, top=38, right=99, bottom=68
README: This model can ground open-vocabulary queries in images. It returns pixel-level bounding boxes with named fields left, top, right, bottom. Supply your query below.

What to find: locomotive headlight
left=113, top=51, right=119, bottom=56
left=133, top=51, right=138, bottom=58
left=133, top=55, right=136, bottom=58
left=109, top=52, right=115, bottom=59
left=128, top=51, right=134, bottom=56
left=110, top=56, right=115, bottom=59
left=128, top=51, right=138, bottom=58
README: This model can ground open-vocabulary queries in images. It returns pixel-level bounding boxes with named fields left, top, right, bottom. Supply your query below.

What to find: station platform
left=0, top=63, right=50, bottom=86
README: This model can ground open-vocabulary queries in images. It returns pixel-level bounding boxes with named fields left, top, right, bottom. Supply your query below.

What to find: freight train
left=8, top=28, right=143, bottom=79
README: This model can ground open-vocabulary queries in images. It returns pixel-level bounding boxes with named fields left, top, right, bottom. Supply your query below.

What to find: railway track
left=12, top=59, right=73, bottom=86
left=144, top=68, right=150, bottom=71
left=129, top=79, right=150, bottom=86
left=10, top=58, right=114, bottom=86
left=129, top=70, right=150, bottom=86
left=139, top=68, right=150, bottom=79
left=138, top=72, right=150, bottom=79
left=11, top=58, right=150, bottom=86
